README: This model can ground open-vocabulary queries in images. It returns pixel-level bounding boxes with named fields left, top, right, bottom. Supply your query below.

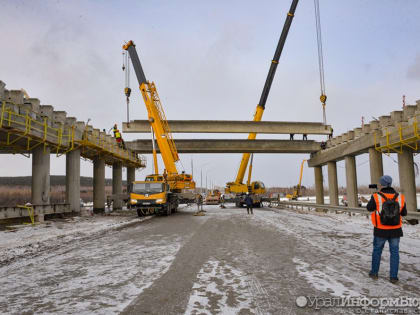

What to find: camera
left=368, top=184, right=377, bottom=189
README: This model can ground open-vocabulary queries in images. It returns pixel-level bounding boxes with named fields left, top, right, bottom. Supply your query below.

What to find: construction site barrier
left=276, top=201, right=420, bottom=221
left=16, top=205, right=35, bottom=224
left=0, top=204, right=71, bottom=220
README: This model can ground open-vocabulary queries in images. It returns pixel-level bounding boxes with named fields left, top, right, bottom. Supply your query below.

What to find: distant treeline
left=0, top=176, right=127, bottom=187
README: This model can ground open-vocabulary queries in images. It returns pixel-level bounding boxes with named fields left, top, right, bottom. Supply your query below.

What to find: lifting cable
left=122, top=50, right=131, bottom=124
left=314, top=0, right=327, bottom=125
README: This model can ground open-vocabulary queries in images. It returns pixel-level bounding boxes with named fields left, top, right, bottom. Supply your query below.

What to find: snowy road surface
left=0, top=205, right=419, bottom=314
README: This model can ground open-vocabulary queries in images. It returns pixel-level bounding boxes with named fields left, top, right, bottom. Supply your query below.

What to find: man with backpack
left=366, top=175, right=407, bottom=283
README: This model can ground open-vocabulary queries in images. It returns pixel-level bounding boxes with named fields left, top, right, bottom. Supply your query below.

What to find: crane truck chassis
left=122, top=40, right=196, bottom=217
left=129, top=176, right=195, bottom=216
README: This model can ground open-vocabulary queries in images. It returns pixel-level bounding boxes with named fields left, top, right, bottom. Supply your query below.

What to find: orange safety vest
left=371, top=192, right=405, bottom=229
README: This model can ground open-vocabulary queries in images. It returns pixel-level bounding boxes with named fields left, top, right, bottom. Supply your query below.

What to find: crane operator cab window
left=132, top=183, right=165, bottom=194
left=145, top=175, right=164, bottom=182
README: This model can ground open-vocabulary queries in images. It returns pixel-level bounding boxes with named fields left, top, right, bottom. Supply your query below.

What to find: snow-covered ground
left=0, top=214, right=152, bottom=266
left=0, top=204, right=418, bottom=314
left=185, top=259, right=255, bottom=315
left=254, top=207, right=420, bottom=298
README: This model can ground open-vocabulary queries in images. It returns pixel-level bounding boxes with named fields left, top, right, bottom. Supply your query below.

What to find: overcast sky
left=1, top=0, right=420, bottom=189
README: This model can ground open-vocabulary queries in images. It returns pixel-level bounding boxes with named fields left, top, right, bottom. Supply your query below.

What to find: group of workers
left=289, top=133, right=308, bottom=140
left=289, top=128, right=333, bottom=144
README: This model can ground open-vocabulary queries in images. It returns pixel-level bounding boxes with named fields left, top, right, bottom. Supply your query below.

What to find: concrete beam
left=0, top=81, right=5, bottom=99
left=403, top=105, right=417, bottom=121
left=66, top=148, right=80, bottom=212
left=127, top=139, right=321, bottom=154
left=123, top=120, right=332, bottom=135
left=308, top=133, right=375, bottom=167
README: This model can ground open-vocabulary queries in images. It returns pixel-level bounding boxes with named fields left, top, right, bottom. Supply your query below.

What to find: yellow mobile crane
left=225, top=0, right=299, bottom=207
left=287, top=159, right=306, bottom=200
left=123, top=40, right=195, bottom=216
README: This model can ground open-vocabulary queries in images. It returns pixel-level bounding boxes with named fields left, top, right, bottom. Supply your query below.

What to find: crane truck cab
left=130, top=177, right=178, bottom=217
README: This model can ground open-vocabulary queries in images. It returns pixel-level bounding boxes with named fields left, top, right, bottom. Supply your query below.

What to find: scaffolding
left=374, top=120, right=420, bottom=154
left=0, top=100, right=146, bottom=168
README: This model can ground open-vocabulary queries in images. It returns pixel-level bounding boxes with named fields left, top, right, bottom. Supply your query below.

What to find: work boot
left=390, top=278, right=399, bottom=284
left=368, top=273, right=378, bottom=280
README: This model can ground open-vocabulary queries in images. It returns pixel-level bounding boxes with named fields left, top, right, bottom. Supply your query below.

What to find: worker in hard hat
left=112, top=124, right=126, bottom=149
left=244, top=192, right=253, bottom=215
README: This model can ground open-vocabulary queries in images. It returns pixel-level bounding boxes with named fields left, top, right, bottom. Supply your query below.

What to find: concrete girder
left=308, top=134, right=375, bottom=167
left=127, top=139, right=321, bottom=154
left=123, top=120, right=332, bottom=135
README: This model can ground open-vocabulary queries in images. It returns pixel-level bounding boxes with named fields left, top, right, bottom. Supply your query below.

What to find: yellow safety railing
left=0, top=100, right=74, bottom=154
left=79, top=127, right=145, bottom=167
left=0, top=99, right=145, bottom=167
left=374, top=120, right=420, bottom=154
left=17, top=204, right=35, bottom=225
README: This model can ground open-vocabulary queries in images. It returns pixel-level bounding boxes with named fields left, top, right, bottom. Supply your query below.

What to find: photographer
left=366, top=175, right=407, bottom=283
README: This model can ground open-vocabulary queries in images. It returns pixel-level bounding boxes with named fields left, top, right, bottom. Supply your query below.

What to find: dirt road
left=1, top=205, right=419, bottom=314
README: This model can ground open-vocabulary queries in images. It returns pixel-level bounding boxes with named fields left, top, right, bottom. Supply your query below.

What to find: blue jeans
left=370, top=236, right=400, bottom=279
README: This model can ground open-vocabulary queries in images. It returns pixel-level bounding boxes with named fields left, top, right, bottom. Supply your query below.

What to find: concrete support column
left=314, top=166, right=324, bottom=205
left=398, top=149, right=417, bottom=212
left=66, top=148, right=81, bottom=212
left=327, top=161, right=339, bottom=206
left=32, top=146, right=50, bottom=205
left=345, top=156, right=358, bottom=207
left=127, top=167, right=135, bottom=192
left=93, top=157, right=105, bottom=213
left=32, top=146, right=50, bottom=222
left=369, top=148, right=383, bottom=186
left=112, top=162, right=123, bottom=210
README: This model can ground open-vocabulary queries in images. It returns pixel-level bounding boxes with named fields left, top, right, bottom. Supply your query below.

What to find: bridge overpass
left=308, top=101, right=420, bottom=213
left=0, top=80, right=145, bottom=219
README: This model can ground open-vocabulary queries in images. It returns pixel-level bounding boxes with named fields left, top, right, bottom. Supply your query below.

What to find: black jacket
left=366, top=187, right=407, bottom=238
left=244, top=195, right=253, bottom=206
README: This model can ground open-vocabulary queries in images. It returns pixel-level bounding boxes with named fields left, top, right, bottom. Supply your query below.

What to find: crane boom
left=233, top=0, right=299, bottom=185
left=123, top=40, right=180, bottom=176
